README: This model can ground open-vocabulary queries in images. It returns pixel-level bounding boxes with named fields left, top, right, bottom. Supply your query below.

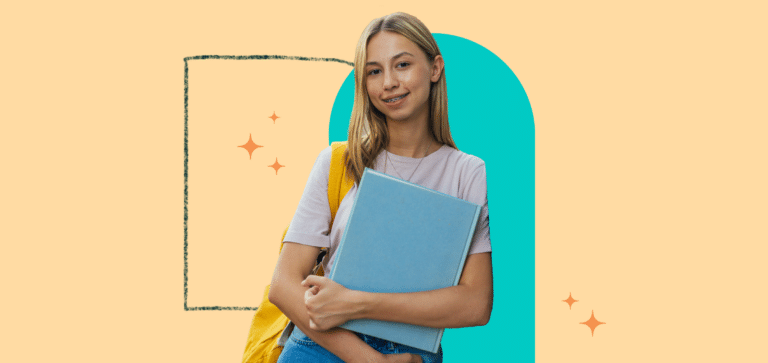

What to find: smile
left=384, top=93, right=409, bottom=103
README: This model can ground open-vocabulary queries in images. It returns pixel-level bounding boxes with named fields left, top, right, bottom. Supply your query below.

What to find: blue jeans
left=277, top=326, right=443, bottom=363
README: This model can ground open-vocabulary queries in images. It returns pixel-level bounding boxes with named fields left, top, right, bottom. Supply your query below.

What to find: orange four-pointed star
left=269, top=112, right=280, bottom=124
left=268, top=158, right=285, bottom=175
left=238, top=133, right=263, bottom=159
left=580, top=310, right=606, bottom=337
left=563, top=292, right=579, bottom=310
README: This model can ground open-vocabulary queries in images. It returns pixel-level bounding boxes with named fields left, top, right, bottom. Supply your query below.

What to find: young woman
left=269, top=12, right=492, bottom=363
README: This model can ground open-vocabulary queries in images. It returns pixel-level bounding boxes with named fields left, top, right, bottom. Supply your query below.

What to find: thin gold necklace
left=384, top=141, right=432, bottom=182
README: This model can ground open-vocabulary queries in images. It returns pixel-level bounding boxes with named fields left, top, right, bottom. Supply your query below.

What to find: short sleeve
left=464, top=160, right=491, bottom=255
left=282, top=146, right=333, bottom=248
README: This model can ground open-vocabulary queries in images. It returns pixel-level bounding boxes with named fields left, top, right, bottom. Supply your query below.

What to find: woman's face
left=364, top=31, right=443, bottom=124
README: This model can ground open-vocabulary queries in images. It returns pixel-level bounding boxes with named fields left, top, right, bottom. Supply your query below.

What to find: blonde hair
left=345, top=12, right=457, bottom=185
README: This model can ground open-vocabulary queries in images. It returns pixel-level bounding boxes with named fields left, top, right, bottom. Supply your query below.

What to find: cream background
left=185, top=58, right=351, bottom=306
left=1, top=1, right=766, bottom=362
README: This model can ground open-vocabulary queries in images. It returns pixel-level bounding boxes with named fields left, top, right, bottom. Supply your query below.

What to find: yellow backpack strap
left=328, top=141, right=354, bottom=223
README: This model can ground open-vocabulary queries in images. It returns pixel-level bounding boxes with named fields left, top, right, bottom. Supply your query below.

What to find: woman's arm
left=302, top=251, right=493, bottom=331
left=269, top=242, right=422, bottom=363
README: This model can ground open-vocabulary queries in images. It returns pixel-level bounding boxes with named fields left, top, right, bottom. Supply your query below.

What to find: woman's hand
left=302, top=275, right=365, bottom=331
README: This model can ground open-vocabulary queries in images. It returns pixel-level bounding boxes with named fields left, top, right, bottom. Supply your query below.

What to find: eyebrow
left=365, top=51, right=415, bottom=67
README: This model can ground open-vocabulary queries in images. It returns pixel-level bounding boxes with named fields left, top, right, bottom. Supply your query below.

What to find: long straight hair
left=345, top=12, right=457, bottom=185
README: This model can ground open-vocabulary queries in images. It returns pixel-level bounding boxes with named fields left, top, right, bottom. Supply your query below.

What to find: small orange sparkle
left=268, top=158, right=285, bottom=175
left=268, top=112, right=280, bottom=124
left=580, top=310, right=606, bottom=337
left=238, top=133, right=263, bottom=159
left=563, top=292, right=579, bottom=310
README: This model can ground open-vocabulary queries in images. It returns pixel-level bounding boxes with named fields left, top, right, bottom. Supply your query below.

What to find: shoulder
left=316, top=145, right=333, bottom=165
left=443, top=147, right=486, bottom=176
left=306, top=145, right=334, bottom=184
left=438, top=147, right=487, bottom=201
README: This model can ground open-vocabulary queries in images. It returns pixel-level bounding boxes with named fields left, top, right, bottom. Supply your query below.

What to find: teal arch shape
left=329, top=33, right=534, bottom=362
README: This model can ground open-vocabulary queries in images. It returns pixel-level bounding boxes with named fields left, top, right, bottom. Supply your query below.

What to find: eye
left=367, top=69, right=381, bottom=76
left=396, top=62, right=410, bottom=68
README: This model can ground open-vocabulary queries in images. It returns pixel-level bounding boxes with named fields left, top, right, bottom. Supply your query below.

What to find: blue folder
left=328, top=168, right=481, bottom=353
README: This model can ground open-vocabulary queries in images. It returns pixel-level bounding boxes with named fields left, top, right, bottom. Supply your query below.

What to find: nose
left=382, top=70, right=398, bottom=91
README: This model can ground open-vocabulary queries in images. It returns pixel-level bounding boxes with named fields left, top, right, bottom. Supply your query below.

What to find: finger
left=304, top=289, right=314, bottom=305
left=302, top=275, right=323, bottom=288
left=303, top=285, right=319, bottom=296
left=390, top=353, right=421, bottom=363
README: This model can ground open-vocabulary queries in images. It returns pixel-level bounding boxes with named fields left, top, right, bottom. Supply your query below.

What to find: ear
left=430, top=55, right=444, bottom=83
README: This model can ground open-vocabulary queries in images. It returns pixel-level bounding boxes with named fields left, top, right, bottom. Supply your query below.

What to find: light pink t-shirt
left=283, top=144, right=491, bottom=274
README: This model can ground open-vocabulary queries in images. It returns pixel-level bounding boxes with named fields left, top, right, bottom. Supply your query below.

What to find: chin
left=372, top=107, right=407, bottom=122
left=384, top=113, right=413, bottom=123
left=382, top=105, right=415, bottom=121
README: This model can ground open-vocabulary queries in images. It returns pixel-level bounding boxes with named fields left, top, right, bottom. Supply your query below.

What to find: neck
left=385, top=113, right=440, bottom=158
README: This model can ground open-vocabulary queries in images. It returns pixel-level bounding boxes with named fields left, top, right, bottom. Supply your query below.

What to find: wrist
left=351, top=289, right=373, bottom=320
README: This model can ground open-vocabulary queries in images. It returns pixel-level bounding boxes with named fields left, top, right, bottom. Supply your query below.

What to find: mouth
left=383, top=92, right=409, bottom=103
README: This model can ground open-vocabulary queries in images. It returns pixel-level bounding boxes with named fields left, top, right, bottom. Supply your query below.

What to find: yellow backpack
left=242, top=141, right=355, bottom=363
